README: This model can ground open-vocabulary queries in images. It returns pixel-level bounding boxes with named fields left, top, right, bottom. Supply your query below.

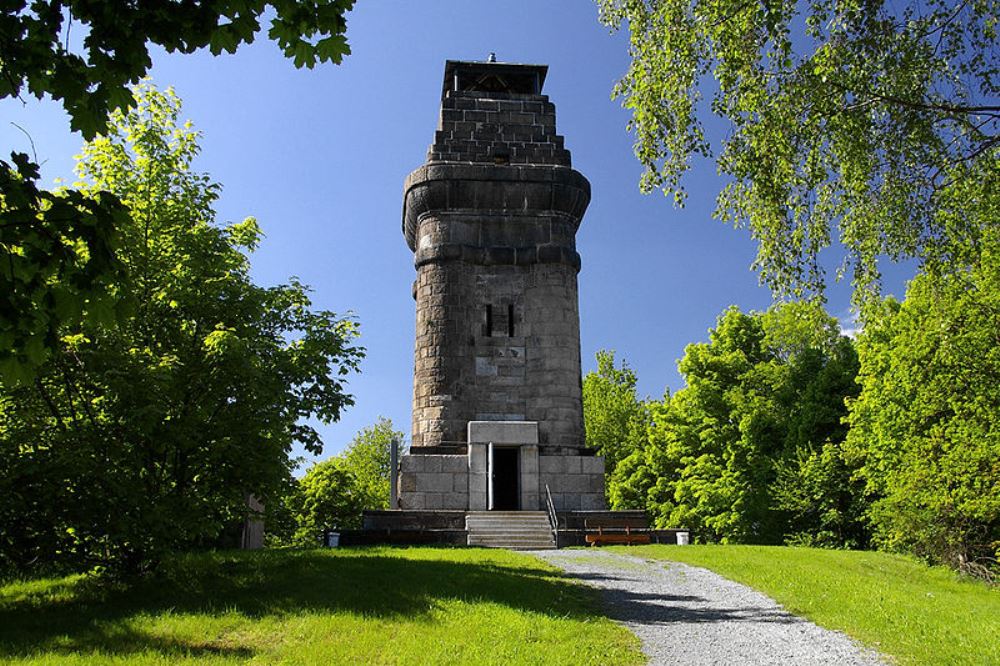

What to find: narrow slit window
left=485, top=304, right=493, bottom=337
left=507, top=304, right=515, bottom=337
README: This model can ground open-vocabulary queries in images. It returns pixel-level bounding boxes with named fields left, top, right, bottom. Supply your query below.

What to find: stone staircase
left=466, top=511, right=557, bottom=550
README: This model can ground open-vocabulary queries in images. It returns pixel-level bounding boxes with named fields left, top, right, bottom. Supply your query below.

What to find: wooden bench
left=584, top=517, right=651, bottom=546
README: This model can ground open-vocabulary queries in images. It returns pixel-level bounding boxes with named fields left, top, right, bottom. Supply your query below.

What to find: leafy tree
left=610, top=302, right=865, bottom=545
left=339, top=417, right=404, bottom=512
left=282, top=418, right=403, bottom=546
left=0, top=150, right=130, bottom=383
left=3, top=1, right=355, bottom=138
left=598, top=0, right=998, bottom=308
left=1, top=0, right=356, bottom=380
left=290, top=458, right=363, bottom=546
left=846, top=230, right=1000, bottom=574
left=0, top=83, right=363, bottom=576
left=582, top=350, right=651, bottom=479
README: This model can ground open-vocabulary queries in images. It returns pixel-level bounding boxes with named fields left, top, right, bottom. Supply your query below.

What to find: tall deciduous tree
left=282, top=418, right=404, bottom=546
left=598, top=0, right=998, bottom=308
left=340, top=417, right=404, bottom=512
left=290, top=459, right=363, bottom=546
left=1, top=0, right=356, bottom=380
left=0, top=83, right=363, bottom=575
left=582, top=350, right=651, bottom=479
left=610, top=302, right=864, bottom=545
left=845, top=230, right=1000, bottom=574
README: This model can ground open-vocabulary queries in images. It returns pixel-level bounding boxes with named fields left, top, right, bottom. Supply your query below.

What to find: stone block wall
left=403, top=62, right=590, bottom=453
left=409, top=255, right=584, bottom=449
left=403, top=160, right=589, bottom=450
left=540, top=454, right=606, bottom=511
left=428, top=90, right=571, bottom=167
left=399, top=453, right=469, bottom=510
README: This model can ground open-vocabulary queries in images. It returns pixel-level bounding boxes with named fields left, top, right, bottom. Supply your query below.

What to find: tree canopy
left=609, top=302, right=865, bottom=546
left=599, top=0, right=998, bottom=308
left=2, top=0, right=355, bottom=139
left=280, top=418, right=403, bottom=546
left=1, top=0, right=356, bottom=381
left=845, top=229, right=1000, bottom=574
left=340, top=417, right=403, bottom=512
left=0, top=83, right=363, bottom=576
left=582, top=350, right=651, bottom=480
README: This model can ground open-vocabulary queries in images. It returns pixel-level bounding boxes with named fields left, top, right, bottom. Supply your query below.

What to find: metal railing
left=544, top=484, right=558, bottom=543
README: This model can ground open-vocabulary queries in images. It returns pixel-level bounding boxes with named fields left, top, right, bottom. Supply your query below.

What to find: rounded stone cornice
left=402, top=163, right=591, bottom=252
left=413, top=242, right=581, bottom=271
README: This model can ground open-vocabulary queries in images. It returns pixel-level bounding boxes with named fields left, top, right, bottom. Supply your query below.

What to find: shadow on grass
left=0, top=548, right=596, bottom=660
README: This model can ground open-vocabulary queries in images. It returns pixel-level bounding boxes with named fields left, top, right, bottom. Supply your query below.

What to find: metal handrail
left=544, top=483, right=558, bottom=542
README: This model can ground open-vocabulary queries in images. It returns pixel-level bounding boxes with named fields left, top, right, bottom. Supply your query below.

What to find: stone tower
left=398, top=59, right=605, bottom=512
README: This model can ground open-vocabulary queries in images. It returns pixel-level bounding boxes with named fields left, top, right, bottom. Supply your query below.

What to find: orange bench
left=584, top=517, right=651, bottom=546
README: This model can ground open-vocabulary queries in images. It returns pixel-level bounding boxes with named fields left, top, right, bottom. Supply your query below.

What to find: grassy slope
left=0, top=547, right=641, bottom=665
left=622, top=544, right=999, bottom=666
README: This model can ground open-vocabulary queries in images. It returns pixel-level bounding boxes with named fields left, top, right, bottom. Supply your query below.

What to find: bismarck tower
left=398, top=59, right=605, bottom=512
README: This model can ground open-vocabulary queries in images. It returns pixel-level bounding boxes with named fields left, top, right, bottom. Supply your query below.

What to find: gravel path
left=532, top=549, right=885, bottom=665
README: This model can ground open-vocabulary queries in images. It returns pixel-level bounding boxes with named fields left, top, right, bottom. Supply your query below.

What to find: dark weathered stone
left=398, top=59, right=606, bottom=512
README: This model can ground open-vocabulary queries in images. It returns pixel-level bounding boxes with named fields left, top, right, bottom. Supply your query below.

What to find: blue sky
left=2, top=1, right=913, bottom=467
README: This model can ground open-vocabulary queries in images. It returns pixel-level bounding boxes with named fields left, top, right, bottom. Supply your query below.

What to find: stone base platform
left=398, top=420, right=606, bottom=511
left=344, top=509, right=680, bottom=548
left=339, top=510, right=467, bottom=547
left=398, top=450, right=605, bottom=511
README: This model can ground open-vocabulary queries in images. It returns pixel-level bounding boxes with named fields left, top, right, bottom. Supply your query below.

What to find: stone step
left=467, top=511, right=548, bottom=517
left=469, top=542, right=556, bottom=550
left=465, top=523, right=551, bottom=531
left=469, top=533, right=554, bottom=541
left=468, top=525, right=551, bottom=532
left=468, top=533, right=554, bottom=541
left=467, top=521, right=551, bottom=529
left=466, top=510, right=556, bottom=549
left=467, top=513, right=549, bottom=519
left=469, top=538, right=556, bottom=549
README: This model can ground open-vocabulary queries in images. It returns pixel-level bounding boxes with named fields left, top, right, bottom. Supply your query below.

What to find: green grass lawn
left=0, top=547, right=642, bottom=665
left=621, top=544, right=999, bottom=666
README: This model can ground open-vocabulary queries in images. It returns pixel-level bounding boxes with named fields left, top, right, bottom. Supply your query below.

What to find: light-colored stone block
left=468, top=443, right=488, bottom=472
left=440, top=492, right=468, bottom=510
left=581, top=456, right=606, bottom=474
left=561, top=494, right=581, bottom=510
left=562, top=474, right=591, bottom=494
left=539, top=455, right=565, bottom=475
left=416, top=473, right=454, bottom=493
left=468, top=420, right=539, bottom=444
left=441, top=455, right=467, bottom=473
left=468, top=479, right=488, bottom=510
left=403, top=491, right=427, bottom=509
left=521, top=444, right=539, bottom=474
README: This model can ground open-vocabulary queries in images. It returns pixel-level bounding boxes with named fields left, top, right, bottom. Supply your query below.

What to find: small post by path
left=390, top=436, right=399, bottom=508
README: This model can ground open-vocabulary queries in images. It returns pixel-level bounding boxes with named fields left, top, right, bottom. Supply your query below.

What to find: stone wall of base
left=363, top=510, right=467, bottom=530
left=399, top=454, right=469, bottom=510
left=398, top=448, right=606, bottom=511
left=540, top=454, right=606, bottom=510
left=340, top=528, right=467, bottom=547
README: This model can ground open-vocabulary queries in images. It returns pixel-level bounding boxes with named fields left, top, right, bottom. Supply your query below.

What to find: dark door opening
left=492, top=447, right=520, bottom=510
